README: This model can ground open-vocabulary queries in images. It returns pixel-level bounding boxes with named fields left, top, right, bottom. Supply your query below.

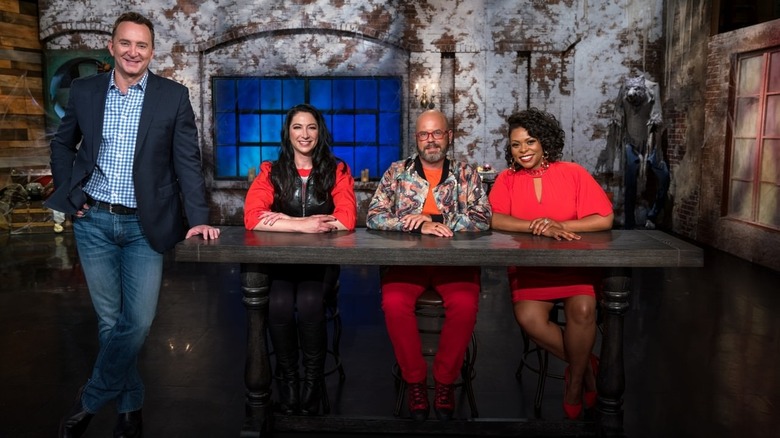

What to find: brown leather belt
left=86, top=195, right=137, bottom=215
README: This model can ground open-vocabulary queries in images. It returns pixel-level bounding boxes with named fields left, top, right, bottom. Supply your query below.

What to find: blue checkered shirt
left=83, top=70, right=148, bottom=208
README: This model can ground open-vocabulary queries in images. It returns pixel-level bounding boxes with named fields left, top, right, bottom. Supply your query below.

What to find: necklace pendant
left=517, top=159, right=550, bottom=177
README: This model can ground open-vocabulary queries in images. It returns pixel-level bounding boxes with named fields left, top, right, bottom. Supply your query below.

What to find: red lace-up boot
left=407, top=381, right=429, bottom=421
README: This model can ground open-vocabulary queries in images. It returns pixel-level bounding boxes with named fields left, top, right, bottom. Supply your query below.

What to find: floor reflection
left=0, top=233, right=778, bottom=437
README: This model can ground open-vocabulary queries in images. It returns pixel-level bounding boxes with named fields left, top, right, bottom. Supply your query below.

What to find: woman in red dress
left=488, top=108, right=614, bottom=420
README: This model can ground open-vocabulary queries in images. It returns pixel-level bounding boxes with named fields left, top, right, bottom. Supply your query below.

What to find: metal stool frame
left=515, top=300, right=603, bottom=419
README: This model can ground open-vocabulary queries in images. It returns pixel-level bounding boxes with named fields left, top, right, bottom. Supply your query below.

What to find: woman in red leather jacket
left=244, top=103, right=356, bottom=416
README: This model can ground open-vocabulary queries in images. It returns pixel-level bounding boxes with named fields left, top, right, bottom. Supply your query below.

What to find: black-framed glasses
left=416, top=130, right=448, bottom=141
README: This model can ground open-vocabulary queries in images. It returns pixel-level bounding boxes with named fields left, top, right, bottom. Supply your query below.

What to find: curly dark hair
left=271, top=103, right=346, bottom=206
left=504, top=108, right=565, bottom=170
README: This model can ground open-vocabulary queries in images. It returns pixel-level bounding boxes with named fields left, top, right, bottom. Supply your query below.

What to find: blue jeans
left=624, top=145, right=670, bottom=228
left=73, top=207, right=163, bottom=414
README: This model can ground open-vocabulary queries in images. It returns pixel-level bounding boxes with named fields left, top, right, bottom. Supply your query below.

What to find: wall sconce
left=414, top=83, right=436, bottom=109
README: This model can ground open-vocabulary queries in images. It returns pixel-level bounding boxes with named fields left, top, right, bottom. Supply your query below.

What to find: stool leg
left=393, top=370, right=406, bottom=417
left=462, top=334, right=479, bottom=418
left=320, top=379, right=331, bottom=415
left=516, top=329, right=531, bottom=380
left=332, top=311, right=346, bottom=382
left=534, top=349, right=549, bottom=419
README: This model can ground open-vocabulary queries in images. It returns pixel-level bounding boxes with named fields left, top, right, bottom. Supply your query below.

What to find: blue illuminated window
left=213, top=77, right=403, bottom=180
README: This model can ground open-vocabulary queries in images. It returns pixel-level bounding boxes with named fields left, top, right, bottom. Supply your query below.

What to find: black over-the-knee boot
left=268, top=322, right=300, bottom=414
left=298, top=320, right=327, bottom=415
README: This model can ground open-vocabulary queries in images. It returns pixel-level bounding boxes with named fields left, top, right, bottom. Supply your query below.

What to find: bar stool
left=515, top=301, right=565, bottom=419
left=392, top=288, right=479, bottom=419
left=318, top=279, right=346, bottom=414
left=515, top=300, right=603, bottom=419
left=323, top=280, right=346, bottom=382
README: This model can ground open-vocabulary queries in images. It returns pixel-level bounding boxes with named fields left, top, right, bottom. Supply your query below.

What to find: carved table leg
left=597, top=275, right=631, bottom=438
left=240, top=263, right=273, bottom=437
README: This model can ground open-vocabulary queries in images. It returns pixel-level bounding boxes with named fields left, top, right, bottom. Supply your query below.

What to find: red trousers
left=381, top=266, right=480, bottom=385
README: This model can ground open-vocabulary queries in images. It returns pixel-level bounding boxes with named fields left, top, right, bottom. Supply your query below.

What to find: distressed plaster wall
left=37, top=0, right=665, bottom=228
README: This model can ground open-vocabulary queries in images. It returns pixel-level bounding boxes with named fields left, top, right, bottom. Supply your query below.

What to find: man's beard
left=419, top=144, right=447, bottom=164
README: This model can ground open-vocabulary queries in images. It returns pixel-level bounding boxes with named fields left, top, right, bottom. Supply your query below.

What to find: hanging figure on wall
left=604, top=73, right=670, bottom=229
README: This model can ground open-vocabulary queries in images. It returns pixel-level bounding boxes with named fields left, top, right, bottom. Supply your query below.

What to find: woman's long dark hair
left=504, top=107, right=565, bottom=171
left=271, top=103, right=344, bottom=205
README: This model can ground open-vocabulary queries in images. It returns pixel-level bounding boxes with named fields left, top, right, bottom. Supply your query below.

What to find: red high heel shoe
left=584, top=354, right=600, bottom=409
left=563, top=366, right=582, bottom=420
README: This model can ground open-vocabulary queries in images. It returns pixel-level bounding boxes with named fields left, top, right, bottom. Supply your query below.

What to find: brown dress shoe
left=113, top=409, right=143, bottom=438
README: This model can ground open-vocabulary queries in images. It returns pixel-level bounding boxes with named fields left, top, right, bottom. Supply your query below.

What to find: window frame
left=724, top=47, right=780, bottom=230
left=211, top=76, right=403, bottom=182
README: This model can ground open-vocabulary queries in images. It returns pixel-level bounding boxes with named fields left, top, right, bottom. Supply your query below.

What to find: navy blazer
left=45, top=71, right=210, bottom=253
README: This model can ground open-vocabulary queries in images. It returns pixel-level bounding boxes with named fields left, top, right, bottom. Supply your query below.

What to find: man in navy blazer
left=46, top=12, right=220, bottom=438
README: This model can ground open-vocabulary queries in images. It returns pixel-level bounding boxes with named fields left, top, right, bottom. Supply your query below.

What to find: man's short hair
left=112, top=12, right=155, bottom=48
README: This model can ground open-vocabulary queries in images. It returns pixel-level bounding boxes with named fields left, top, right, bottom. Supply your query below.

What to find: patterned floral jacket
left=366, top=155, right=491, bottom=232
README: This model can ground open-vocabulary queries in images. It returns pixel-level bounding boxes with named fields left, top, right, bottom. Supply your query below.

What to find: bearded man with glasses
left=366, top=110, right=491, bottom=422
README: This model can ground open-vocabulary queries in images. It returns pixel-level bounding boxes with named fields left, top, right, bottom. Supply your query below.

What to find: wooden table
left=175, top=227, right=703, bottom=437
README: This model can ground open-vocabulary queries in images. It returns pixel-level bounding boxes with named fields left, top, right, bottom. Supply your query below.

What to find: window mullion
left=753, top=53, right=769, bottom=223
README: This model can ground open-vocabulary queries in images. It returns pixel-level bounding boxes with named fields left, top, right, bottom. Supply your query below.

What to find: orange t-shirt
left=422, top=167, right=442, bottom=216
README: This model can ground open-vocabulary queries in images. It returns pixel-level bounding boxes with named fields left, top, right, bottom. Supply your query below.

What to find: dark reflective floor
left=1, top=232, right=779, bottom=438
